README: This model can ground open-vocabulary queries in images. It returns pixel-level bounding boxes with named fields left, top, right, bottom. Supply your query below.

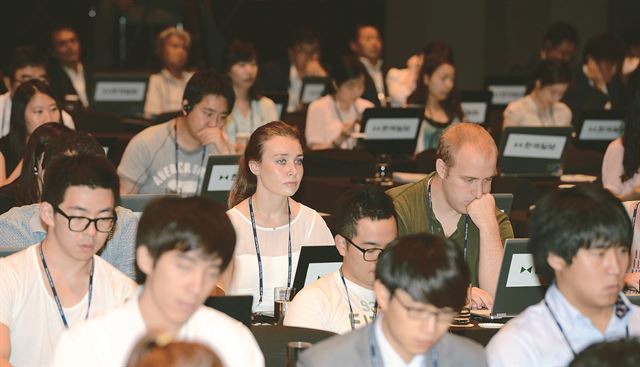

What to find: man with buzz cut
left=298, top=233, right=487, bottom=367
left=387, top=122, right=514, bottom=309
left=52, top=196, right=264, bottom=367
left=0, top=154, right=137, bottom=367
left=284, top=185, right=397, bottom=334
left=487, top=186, right=640, bottom=367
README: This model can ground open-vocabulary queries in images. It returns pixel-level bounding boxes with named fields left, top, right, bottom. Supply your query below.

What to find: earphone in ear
left=33, top=165, right=38, bottom=176
left=183, top=100, right=192, bottom=114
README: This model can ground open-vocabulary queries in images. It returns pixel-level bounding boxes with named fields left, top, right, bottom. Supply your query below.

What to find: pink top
left=602, top=138, right=640, bottom=197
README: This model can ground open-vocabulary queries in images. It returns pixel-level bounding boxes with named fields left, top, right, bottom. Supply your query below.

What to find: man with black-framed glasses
left=0, top=154, right=136, bottom=366
left=284, top=185, right=397, bottom=334
left=299, top=233, right=486, bottom=367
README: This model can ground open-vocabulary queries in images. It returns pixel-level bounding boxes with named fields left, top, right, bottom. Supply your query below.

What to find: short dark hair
left=181, top=70, right=235, bottom=114
left=532, top=59, right=572, bottom=88
left=543, top=21, right=579, bottom=48
left=329, top=54, right=366, bottom=93
left=334, top=185, right=396, bottom=239
left=42, top=153, right=120, bottom=209
left=136, top=196, right=236, bottom=271
left=376, top=233, right=470, bottom=311
left=583, top=32, right=625, bottom=64
left=49, top=25, right=78, bottom=46
left=529, top=186, right=632, bottom=282
left=351, top=23, right=381, bottom=43
left=570, top=337, right=640, bottom=367
left=3, top=45, right=47, bottom=80
left=41, top=130, right=106, bottom=172
left=287, top=24, right=320, bottom=49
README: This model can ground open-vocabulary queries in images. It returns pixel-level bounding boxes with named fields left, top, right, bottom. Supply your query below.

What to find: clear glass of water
left=274, top=286, right=295, bottom=324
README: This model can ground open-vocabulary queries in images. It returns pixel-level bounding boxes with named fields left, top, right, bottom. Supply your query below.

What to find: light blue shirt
left=0, top=203, right=138, bottom=279
left=486, top=284, right=640, bottom=367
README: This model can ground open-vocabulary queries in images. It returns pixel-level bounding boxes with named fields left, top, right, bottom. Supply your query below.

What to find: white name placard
left=206, top=165, right=239, bottom=191
left=94, top=82, right=146, bottom=102
left=461, top=102, right=488, bottom=123
left=579, top=119, right=624, bottom=141
left=488, top=85, right=526, bottom=105
left=506, top=254, right=541, bottom=287
left=304, top=262, right=342, bottom=287
left=503, top=133, right=566, bottom=159
left=301, top=83, right=325, bottom=104
left=364, top=118, right=419, bottom=140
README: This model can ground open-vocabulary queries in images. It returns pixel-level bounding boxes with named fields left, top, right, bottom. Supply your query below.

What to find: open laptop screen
left=92, top=72, right=149, bottom=117
left=360, top=107, right=423, bottom=156
left=292, top=246, right=342, bottom=292
left=200, top=155, right=241, bottom=208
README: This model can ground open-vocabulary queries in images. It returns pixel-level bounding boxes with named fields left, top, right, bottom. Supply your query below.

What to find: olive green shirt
left=387, top=172, right=514, bottom=286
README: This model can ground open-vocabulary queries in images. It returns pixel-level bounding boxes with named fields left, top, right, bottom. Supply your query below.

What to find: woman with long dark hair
left=223, top=121, right=334, bottom=315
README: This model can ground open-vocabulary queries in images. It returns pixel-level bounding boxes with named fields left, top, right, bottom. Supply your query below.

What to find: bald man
left=387, top=123, right=513, bottom=308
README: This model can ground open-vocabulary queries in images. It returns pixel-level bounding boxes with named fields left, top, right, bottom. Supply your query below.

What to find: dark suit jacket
left=562, top=67, right=623, bottom=126
left=362, top=63, right=389, bottom=107
left=47, top=60, right=94, bottom=107
left=298, top=322, right=487, bottom=367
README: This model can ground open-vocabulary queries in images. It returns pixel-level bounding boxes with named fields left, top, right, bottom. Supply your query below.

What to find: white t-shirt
left=284, top=269, right=376, bottom=334
left=52, top=294, right=264, bottom=367
left=226, top=203, right=334, bottom=313
left=305, top=95, right=374, bottom=149
left=0, top=245, right=137, bottom=366
left=503, top=95, right=572, bottom=129
left=602, top=138, right=640, bottom=198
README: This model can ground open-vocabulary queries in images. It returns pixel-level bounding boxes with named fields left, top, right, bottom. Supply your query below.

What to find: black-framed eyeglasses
left=393, top=293, right=457, bottom=323
left=340, top=234, right=383, bottom=262
left=53, top=205, right=117, bottom=233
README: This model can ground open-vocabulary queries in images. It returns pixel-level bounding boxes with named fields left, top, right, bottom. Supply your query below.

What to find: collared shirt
left=486, top=284, right=640, bottom=367
left=374, top=316, right=426, bottom=367
left=144, top=69, right=195, bottom=118
left=582, top=64, right=612, bottom=110
left=287, top=65, right=303, bottom=112
left=360, top=57, right=387, bottom=106
left=62, top=63, right=89, bottom=107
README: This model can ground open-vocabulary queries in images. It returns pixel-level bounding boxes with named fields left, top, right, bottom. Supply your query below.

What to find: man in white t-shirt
left=52, top=196, right=264, bottom=367
left=284, top=185, right=397, bottom=334
left=0, top=154, right=137, bottom=366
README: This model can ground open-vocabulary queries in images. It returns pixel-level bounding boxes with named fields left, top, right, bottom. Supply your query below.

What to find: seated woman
left=144, top=27, right=195, bottom=119
left=602, top=91, right=640, bottom=201
left=624, top=200, right=640, bottom=292
left=407, top=52, right=464, bottom=153
left=224, top=39, right=278, bottom=153
left=503, top=60, right=572, bottom=128
left=222, top=121, right=334, bottom=315
left=0, top=80, right=63, bottom=187
left=305, top=54, right=374, bottom=150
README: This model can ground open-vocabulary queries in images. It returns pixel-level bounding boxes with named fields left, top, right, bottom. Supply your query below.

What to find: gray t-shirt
left=118, top=121, right=213, bottom=195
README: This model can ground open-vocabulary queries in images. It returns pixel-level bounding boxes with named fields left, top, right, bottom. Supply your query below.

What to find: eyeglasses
left=340, top=234, right=383, bottom=262
left=53, top=205, right=116, bottom=233
left=393, top=294, right=457, bottom=323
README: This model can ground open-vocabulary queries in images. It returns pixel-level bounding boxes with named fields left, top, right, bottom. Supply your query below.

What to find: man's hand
left=469, top=286, right=494, bottom=310
left=466, top=193, right=499, bottom=232
left=196, top=126, right=225, bottom=146
left=304, top=59, right=328, bottom=78
left=585, top=58, right=607, bottom=92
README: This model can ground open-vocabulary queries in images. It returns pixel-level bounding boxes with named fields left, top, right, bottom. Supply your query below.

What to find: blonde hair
left=155, top=27, right=192, bottom=59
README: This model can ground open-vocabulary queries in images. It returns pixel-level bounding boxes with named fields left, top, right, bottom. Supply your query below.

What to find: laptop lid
left=200, top=155, right=241, bottom=208
left=487, top=238, right=546, bottom=318
left=300, top=77, right=329, bottom=105
left=204, top=295, right=253, bottom=327
left=360, top=107, right=423, bottom=156
left=498, top=126, right=573, bottom=177
left=292, top=246, right=343, bottom=292
left=575, top=110, right=624, bottom=151
left=484, top=76, right=527, bottom=106
left=492, top=193, right=514, bottom=216
left=92, top=72, right=149, bottom=117
left=120, top=194, right=179, bottom=219
left=460, top=90, right=493, bottom=125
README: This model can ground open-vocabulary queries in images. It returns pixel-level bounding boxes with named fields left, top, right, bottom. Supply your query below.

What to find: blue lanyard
left=369, top=322, right=437, bottom=367
left=339, top=267, right=377, bottom=331
left=632, top=202, right=639, bottom=228
left=39, top=243, right=94, bottom=329
left=248, top=195, right=292, bottom=304
left=427, top=178, right=469, bottom=260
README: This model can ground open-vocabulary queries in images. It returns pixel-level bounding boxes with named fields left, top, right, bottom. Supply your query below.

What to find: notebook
left=471, top=238, right=546, bottom=319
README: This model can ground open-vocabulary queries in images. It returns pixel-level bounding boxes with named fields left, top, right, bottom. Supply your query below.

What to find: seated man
left=52, top=196, right=264, bottom=366
left=284, top=185, right=397, bottom=333
left=350, top=23, right=387, bottom=107
left=487, top=186, right=640, bottom=366
left=0, top=154, right=137, bottom=366
left=387, top=123, right=513, bottom=307
left=118, top=70, right=235, bottom=195
left=299, top=233, right=486, bottom=366
left=47, top=26, right=93, bottom=108
left=0, top=131, right=138, bottom=278
left=1, top=45, right=75, bottom=137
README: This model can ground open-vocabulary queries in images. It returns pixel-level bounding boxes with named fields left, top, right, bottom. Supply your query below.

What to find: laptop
left=359, top=107, right=423, bottom=156
left=498, top=126, right=573, bottom=177
left=460, top=90, right=493, bottom=125
left=471, top=238, right=546, bottom=319
left=484, top=76, right=527, bottom=106
left=120, top=194, right=179, bottom=219
left=200, top=155, right=241, bottom=208
left=575, top=110, right=624, bottom=151
left=300, top=77, right=329, bottom=105
left=92, top=71, right=149, bottom=117
left=0, top=247, right=23, bottom=258
left=292, top=246, right=343, bottom=292
left=204, top=295, right=253, bottom=327
left=626, top=293, right=640, bottom=307
left=493, top=193, right=514, bottom=216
